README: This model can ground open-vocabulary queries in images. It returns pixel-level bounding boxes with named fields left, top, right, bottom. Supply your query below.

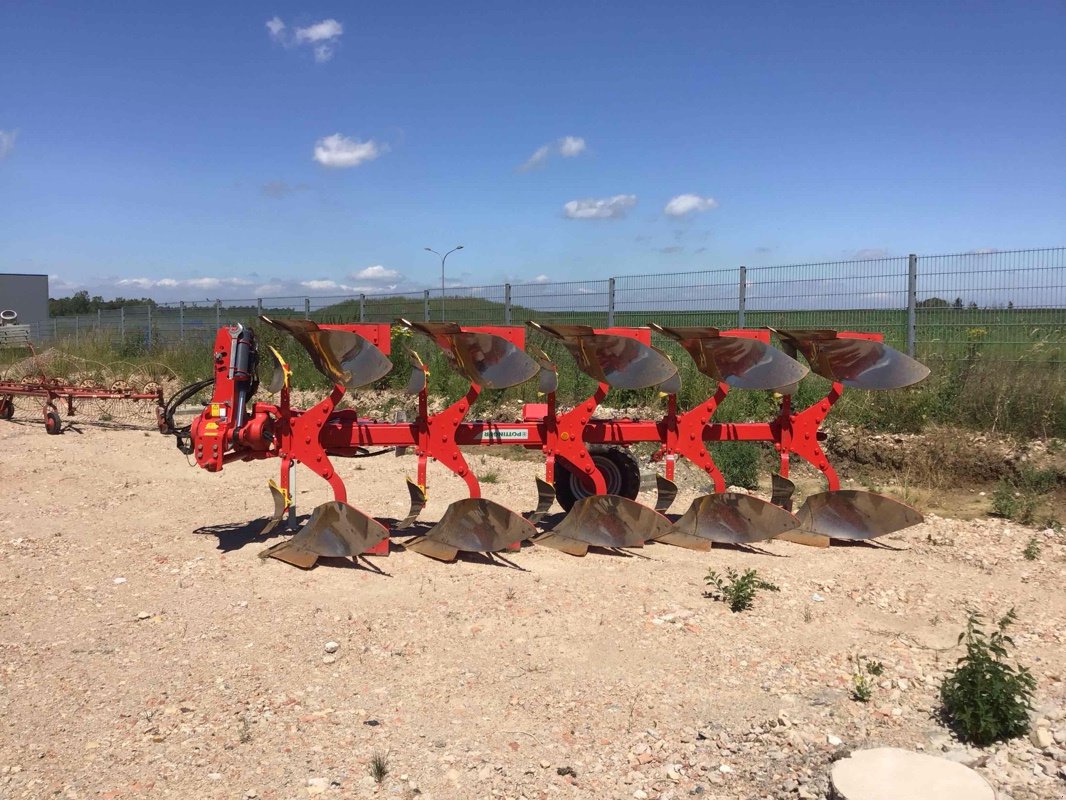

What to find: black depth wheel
left=554, top=445, right=642, bottom=511
left=45, top=408, right=62, bottom=435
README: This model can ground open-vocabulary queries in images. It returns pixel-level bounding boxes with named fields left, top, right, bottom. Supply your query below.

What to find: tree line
left=49, top=290, right=157, bottom=317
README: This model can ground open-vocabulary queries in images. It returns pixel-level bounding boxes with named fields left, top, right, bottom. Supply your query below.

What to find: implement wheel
left=0, top=398, right=13, bottom=420
left=555, top=445, right=642, bottom=511
left=45, top=408, right=62, bottom=435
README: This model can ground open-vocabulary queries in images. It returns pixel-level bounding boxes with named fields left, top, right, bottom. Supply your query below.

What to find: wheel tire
left=0, top=398, right=13, bottom=420
left=45, top=408, right=62, bottom=435
left=554, top=445, right=642, bottom=511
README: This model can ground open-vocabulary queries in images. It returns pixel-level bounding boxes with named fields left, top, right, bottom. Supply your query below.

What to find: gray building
left=0, top=273, right=49, bottom=326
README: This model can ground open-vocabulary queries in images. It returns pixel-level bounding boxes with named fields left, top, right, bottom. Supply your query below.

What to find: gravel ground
left=0, top=418, right=1064, bottom=800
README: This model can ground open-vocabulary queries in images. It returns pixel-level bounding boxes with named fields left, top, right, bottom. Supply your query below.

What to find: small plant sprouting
left=851, top=655, right=880, bottom=702
left=704, top=568, right=779, bottom=613
left=369, top=752, right=390, bottom=784
left=481, top=469, right=500, bottom=484
left=1023, top=536, right=1040, bottom=561
left=803, top=606, right=814, bottom=624
left=939, top=608, right=1035, bottom=745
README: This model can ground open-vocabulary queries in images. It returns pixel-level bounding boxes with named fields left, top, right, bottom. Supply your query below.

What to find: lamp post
left=424, top=245, right=464, bottom=322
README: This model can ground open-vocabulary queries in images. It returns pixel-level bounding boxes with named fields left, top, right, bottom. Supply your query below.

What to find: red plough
left=165, top=317, right=930, bottom=568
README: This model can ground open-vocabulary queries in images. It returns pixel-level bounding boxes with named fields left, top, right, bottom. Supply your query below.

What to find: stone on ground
left=830, top=747, right=994, bottom=800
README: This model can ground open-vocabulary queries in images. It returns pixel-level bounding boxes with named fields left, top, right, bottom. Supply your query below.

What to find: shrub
left=704, top=568, right=779, bottom=612
left=939, top=608, right=1035, bottom=745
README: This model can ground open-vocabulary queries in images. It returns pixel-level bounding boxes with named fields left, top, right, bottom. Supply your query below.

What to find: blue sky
left=1, top=1, right=1064, bottom=301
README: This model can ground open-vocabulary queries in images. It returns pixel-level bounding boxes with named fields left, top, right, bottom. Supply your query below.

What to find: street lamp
left=424, top=245, right=464, bottom=321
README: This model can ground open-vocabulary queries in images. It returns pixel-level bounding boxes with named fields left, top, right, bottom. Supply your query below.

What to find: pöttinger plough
left=164, top=317, right=930, bottom=567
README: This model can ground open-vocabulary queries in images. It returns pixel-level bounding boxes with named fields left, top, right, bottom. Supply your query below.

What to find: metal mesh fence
left=21, top=247, right=1065, bottom=365
left=509, top=279, right=611, bottom=324
left=915, top=248, right=1066, bottom=364
left=614, top=268, right=738, bottom=328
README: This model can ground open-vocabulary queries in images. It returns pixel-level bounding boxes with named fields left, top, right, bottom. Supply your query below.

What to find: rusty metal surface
left=260, top=316, right=393, bottom=389
left=529, top=323, right=677, bottom=389
left=776, top=329, right=930, bottom=389
left=405, top=322, right=539, bottom=389
left=258, top=501, right=388, bottom=568
left=794, top=490, right=924, bottom=540
left=408, top=498, right=535, bottom=559
left=660, top=493, right=801, bottom=546
left=652, top=324, right=810, bottom=390
left=546, top=495, right=670, bottom=550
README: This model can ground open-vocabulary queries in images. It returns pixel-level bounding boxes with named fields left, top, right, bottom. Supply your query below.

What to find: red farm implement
left=0, top=310, right=167, bottom=434
left=163, top=317, right=930, bottom=567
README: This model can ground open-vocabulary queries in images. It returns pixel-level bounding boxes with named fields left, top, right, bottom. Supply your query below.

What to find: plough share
left=166, top=317, right=930, bottom=567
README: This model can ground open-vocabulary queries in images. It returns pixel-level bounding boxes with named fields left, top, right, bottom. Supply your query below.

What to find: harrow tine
left=655, top=493, right=801, bottom=549
left=536, top=495, right=671, bottom=556
left=260, top=316, right=393, bottom=389
left=401, top=320, right=539, bottom=389
left=528, top=322, right=678, bottom=390
left=258, top=501, right=389, bottom=569
left=404, top=498, right=536, bottom=561
left=395, top=478, right=427, bottom=529
left=260, top=479, right=290, bottom=536
left=791, top=490, right=924, bottom=542
left=526, top=477, right=556, bottom=525
left=654, top=474, right=678, bottom=513
left=650, top=324, right=810, bottom=390
left=775, top=329, right=930, bottom=389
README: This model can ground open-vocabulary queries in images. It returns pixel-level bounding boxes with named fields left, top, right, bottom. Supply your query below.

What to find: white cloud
left=663, top=194, right=718, bottom=217
left=519, top=135, right=587, bottom=171
left=563, top=194, right=637, bottom=220
left=116, top=276, right=255, bottom=291
left=520, top=144, right=552, bottom=171
left=266, top=17, right=342, bottom=62
left=266, top=16, right=286, bottom=41
left=530, top=274, right=550, bottom=284
left=295, top=19, right=343, bottom=43
left=313, top=134, right=387, bottom=168
left=558, top=136, right=586, bottom=157
left=354, top=265, right=401, bottom=282
left=0, top=130, right=16, bottom=160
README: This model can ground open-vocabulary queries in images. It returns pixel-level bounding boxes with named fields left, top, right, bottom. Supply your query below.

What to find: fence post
left=423, top=290, right=430, bottom=322
left=215, top=299, right=221, bottom=328
left=906, top=253, right=918, bottom=357
left=738, top=265, right=747, bottom=327
left=179, top=302, right=185, bottom=341
left=607, top=278, right=616, bottom=326
left=53, top=319, right=58, bottom=338
left=504, top=283, right=512, bottom=324
left=120, top=306, right=125, bottom=339
left=97, top=308, right=101, bottom=330
left=359, top=294, right=366, bottom=322
left=257, top=298, right=263, bottom=315
left=304, top=298, right=311, bottom=319
left=75, top=315, right=80, bottom=342
left=146, top=304, right=153, bottom=349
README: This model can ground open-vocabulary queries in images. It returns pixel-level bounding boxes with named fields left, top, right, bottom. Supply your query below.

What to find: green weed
left=939, top=608, right=1035, bottom=745
left=704, top=568, right=779, bottom=613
